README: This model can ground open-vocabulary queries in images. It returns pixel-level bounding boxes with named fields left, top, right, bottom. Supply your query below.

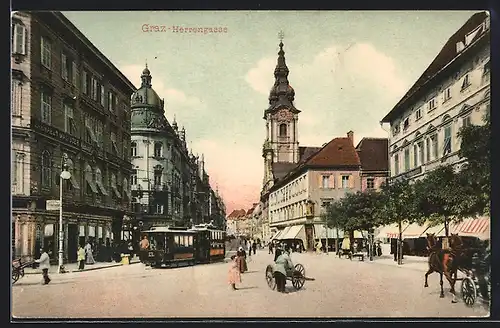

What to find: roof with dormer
left=381, top=11, right=489, bottom=123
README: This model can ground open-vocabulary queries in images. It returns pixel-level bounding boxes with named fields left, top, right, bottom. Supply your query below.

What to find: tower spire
left=141, top=63, right=152, bottom=88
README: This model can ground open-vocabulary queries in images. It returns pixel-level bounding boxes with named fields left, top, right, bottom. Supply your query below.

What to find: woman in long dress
left=85, top=241, right=95, bottom=265
left=227, top=255, right=241, bottom=290
left=236, top=247, right=247, bottom=273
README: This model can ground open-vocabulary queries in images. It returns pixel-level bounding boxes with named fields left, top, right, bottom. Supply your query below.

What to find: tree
left=324, top=198, right=349, bottom=253
left=378, top=179, right=421, bottom=265
left=456, top=113, right=490, bottom=216
left=324, top=191, right=384, bottom=254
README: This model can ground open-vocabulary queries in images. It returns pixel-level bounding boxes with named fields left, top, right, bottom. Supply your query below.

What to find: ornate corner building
left=129, top=66, right=225, bottom=231
left=11, top=12, right=135, bottom=262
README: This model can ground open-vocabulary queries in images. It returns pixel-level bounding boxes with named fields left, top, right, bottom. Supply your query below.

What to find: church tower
left=262, top=37, right=301, bottom=190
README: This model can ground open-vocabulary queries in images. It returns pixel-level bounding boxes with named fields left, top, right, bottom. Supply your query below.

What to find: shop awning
left=449, top=217, right=490, bottom=240
left=270, top=230, right=283, bottom=241
left=280, top=225, right=306, bottom=240
left=313, top=224, right=339, bottom=239
left=420, top=221, right=445, bottom=237
left=401, top=222, right=428, bottom=239
left=276, top=226, right=292, bottom=240
left=375, top=223, right=410, bottom=239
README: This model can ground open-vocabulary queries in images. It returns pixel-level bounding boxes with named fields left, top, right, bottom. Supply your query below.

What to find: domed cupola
left=264, top=41, right=300, bottom=117
left=131, top=65, right=168, bottom=130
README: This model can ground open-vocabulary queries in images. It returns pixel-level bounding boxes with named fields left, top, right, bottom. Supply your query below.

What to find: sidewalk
left=23, top=256, right=141, bottom=275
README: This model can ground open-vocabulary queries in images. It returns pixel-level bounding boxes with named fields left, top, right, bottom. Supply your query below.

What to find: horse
left=424, top=233, right=459, bottom=303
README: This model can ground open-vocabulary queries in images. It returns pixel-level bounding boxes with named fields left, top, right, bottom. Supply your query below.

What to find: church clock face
left=276, top=109, right=293, bottom=122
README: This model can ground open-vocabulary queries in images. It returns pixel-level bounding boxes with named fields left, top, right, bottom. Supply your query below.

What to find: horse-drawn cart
left=12, top=258, right=36, bottom=284
left=461, top=249, right=490, bottom=307
left=265, top=263, right=307, bottom=290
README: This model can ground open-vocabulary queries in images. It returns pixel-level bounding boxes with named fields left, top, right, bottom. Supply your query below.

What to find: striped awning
left=401, top=222, right=428, bottom=239
left=375, top=223, right=410, bottom=239
left=449, top=217, right=490, bottom=240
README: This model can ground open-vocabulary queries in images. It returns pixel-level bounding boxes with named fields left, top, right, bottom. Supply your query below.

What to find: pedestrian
left=236, top=247, right=247, bottom=273
left=273, top=248, right=294, bottom=293
left=35, top=248, right=51, bottom=285
left=139, top=235, right=150, bottom=264
left=85, top=240, right=95, bottom=265
left=296, top=243, right=301, bottom=253
left=77, top=245, right=86, bottom=270
left=252, top=241, right=257, bottom=255
left=227, top=255, right=241, bottom=290
left=268, top=242, right=274, bottom=254
left=247, top=241, right=252, bottom=258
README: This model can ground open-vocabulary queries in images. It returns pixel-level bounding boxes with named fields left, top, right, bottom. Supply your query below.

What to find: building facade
left=11, top=11, right=135, bottom=262
left=378, top=11, right=490, bottom=242
left=129, top=66, right=222, bottom=231
left=381, top=11, right=490, bottom=182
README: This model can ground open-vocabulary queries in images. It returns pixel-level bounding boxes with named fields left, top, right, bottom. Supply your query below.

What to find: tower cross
left=278, top=30, right=285, bottom=43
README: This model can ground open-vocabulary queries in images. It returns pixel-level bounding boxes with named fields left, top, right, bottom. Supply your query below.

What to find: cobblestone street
left=12, top=250, right=488, bottom=318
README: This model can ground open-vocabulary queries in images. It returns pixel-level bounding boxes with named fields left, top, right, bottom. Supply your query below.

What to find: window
left=444, top=87, right=451, bottom=101
left=413, top=144, right=418, bottom=168
left=394, top=154, right=399, bottom=176
left=72, top=62, right=78, bottom=86
left=41, top=37, right=51, bottom=68
left=131, top=169, right=137, bottom=185
left=404, top=148, right=410, bottom=171
left=431, top=134, right=438, bottom=159
left=65, top=158, right=79, bottom=190
left=61, top=53, right=73, bottom=82
left=462, top=115, right=471, bottom=128
left=392, top=124, right=400, bottom=136
left=154, top=169, right=162, bottom=186
left=155, top=204, right=164, bottom=214
left=418, top=141, right=424, bottom=166
left=99, top=84, right=105, bottom=107
left=279, top=123, right=287, bottom=137
left=322, top=175, right=329, bottom=188
left=64, top=104, right=75, bottom=135
left=426, top=138, right=431, bottom=163
left=428, top=99, right=436, bottom=112
left=12, top=81, right=22, bottom=116
left=154, top=142, right=162, bottom=157
left=341, top=176, right=349, bottom=189
left=110, top=131, right=118, bottom=154
left=483, top=60, right=490, bottom=76
left=366, top=178, right=375, bottom=189
left=461, top=74, right=471, bottom=90
left=82, top=71, right=88, bottom=95
left=403, top=117, right=410, bottom=130
left=41, top=91, right=51, bottom=124
left=130, top=142, right=137, bottom=157
left=95, top=168, right=108, bottom=196
left=443, top=125, right=452, bottom=156
left=12, top=151, right=17, bottom=186
left=415, top=109, right=422, bottom=121
left=12, top=22, right=27, bottom=55
left=91, top=77, right=98, bottom=101
left=41, top=150, right=52, bottom=188
left=108, top=91, right=116, bottom=112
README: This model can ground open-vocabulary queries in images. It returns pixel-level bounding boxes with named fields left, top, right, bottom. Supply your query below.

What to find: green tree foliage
left=456, top=113, right=490, bottom=215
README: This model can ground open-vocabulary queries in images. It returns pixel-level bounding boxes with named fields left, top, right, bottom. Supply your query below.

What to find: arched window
left=279, top=123, right=287, bottom=137
left=154, top=142, right=162, bottom=158
left=85, top=164, right=98, bottom=195
left=130, top=142, right=137, bottom=157
left=95, top=167, right=108, bottom=195
left=123, top=178, right=131, bottom=199
left=442, top=114, right=452, bottom=124
left=154, top=165, right=163, bottom=186
left=41, top=150, right=52, bottom=188
left=65, top=158, right=79, bottom=189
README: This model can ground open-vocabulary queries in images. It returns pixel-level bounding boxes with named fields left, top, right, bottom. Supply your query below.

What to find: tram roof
left=143, top=226, right=195, bottom=234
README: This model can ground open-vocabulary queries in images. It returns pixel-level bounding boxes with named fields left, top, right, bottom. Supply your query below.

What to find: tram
left=190, top=223, right=226, bottom=263
left=142, top=226, right=196, bottom=268
left=142, top=223, right=226, bottom=268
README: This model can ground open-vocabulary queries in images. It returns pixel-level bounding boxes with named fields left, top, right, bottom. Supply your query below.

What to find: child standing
left=227, top=255, right=241, bottom=290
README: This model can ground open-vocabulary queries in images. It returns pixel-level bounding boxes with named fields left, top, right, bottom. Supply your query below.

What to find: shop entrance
left=68, top=224, right=78, bottom=262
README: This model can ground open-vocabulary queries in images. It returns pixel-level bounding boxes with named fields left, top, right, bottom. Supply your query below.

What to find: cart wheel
left=265, top=265, right=276, bottom=290
left=12, top=269, right=19, bottom=284
left=292, top=263, right=306, bottom=290
left=461, top=276, right=477, bottom=306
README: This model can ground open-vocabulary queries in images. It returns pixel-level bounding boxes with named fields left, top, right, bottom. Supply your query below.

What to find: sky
left=63, top=10, right=479, bottom=214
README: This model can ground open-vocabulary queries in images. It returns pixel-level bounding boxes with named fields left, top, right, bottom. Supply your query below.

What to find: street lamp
left=58, top=156, right=71, bottom=274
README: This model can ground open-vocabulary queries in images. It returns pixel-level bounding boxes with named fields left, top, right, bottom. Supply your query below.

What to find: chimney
left=347, top=131, right=354, bottom=145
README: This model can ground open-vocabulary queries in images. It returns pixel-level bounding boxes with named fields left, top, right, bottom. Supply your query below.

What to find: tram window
left=189, top=236, right=193, bottom=246
left=174, top=235, right=180, bottom=247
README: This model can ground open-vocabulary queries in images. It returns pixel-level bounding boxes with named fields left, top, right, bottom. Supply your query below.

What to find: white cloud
left=244, top=58, right=276, bottom=95
left=119, top=64, right=206, bottom=111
